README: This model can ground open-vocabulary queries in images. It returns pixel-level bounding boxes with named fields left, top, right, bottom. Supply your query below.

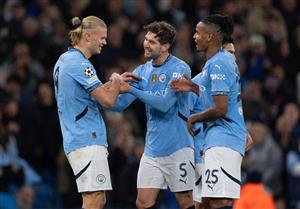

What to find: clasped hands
left=109, top=72, right=140, bottom=93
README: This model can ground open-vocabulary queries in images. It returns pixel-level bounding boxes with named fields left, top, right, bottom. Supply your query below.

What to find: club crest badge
left=96, top=174, right=106, bottom=184
left=159, top=74, right=166, bottom=83
left=151, top=74, right=157, bottom=83
left=84, top=67, right=94, bottom=77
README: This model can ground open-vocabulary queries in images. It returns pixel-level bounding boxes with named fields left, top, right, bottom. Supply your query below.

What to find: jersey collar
left=152, top=54, right=172, bottom=68
left=68, top=47, right=86, bottom=59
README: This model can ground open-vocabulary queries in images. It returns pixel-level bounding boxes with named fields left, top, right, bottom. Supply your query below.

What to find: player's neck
left=153, top=52, right=170, bottom=66
left=74, top=45, right=91, bottom=59
left=205, top=44, right=221, bottom=60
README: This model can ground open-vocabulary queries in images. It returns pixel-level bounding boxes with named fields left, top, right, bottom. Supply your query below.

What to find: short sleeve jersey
left=131, top=55, right=194, bottom=157
left=199, top=49, right=247, bottom=155
left=53, top=48, right=107, bottom=153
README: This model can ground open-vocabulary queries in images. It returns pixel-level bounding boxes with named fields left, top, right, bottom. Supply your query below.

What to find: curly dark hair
left=144, top=21, right=176, bottom=45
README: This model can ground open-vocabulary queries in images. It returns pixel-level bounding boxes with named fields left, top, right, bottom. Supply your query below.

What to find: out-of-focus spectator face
left=248, top=122, right=268, bottom=144
left=133, top=0, right=152, bottom=22
left=3, top=100, right=20, bottom=135
left=5, top=79, right=21, bottom=95
left=52, top=19, right=68, bottom=39
left=283, top=103, right=299, bottom=125
left=263, top=65, right=285, bottom=95
left=16, top=186, right=35, bottom=208
left=249, top=34, right=266, bottom=54
left=68, top=0, right=89, bottom=17
left=222, top=0, right=238, bottom=16
left=7, top=1, right=26, bottom=21
left=281, top=0, right=297, bottom=13
left=108, top=22, right=123, bottom=48
left=242, top=80, right=262, bottom=102
left=176, top=22, right=191, bottom=45
left=37, top=83, right=53, bottom=106
left=107, top=0, right=123, bottom=15
left=232, top=24, right=248, bottom=53
left=22, top=17, right=40, bottom=38
left=276, top=115, right=294, bottom=136
left=43, top=5, right=62, bottom=21
left=273, top=65, right=285, bottom=83
left=13, top=42, right=31, bottom=61
left=4, top=100, right=19, bottom=118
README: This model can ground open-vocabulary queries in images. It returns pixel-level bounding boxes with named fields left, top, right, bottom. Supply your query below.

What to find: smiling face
left=143, top=32, right=168, bottom=60
left=87, top=26, right=107, bottom=55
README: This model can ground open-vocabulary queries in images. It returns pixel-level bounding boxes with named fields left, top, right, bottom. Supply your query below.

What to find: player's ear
left=162, top=43, right=170, bottom=53
left=84, top=31, right=92, bottom=42
left=207, top=33, right=213, bottom=42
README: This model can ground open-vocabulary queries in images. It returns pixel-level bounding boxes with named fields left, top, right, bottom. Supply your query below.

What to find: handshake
left=108, top=72, right=140, bottom=93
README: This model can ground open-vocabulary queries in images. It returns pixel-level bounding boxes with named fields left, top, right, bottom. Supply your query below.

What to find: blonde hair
left=69, top=16, right=107, bottom=46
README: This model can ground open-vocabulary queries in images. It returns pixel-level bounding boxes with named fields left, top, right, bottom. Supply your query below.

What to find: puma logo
left=179, top=178, right=187, bottom=184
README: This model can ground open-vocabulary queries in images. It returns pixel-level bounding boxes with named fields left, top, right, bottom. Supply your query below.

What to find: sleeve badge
left=84, top=67, right=94, bottom=77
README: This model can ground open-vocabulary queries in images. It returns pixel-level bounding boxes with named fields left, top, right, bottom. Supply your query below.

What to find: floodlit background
left=0, top=0, right=299, bottom=208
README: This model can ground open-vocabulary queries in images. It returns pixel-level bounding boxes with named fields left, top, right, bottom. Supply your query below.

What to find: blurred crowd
left=0, top=0, right=299, bottom=209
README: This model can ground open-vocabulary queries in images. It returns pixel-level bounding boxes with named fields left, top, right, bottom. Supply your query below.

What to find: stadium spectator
left=233, top=170, right=276, bottom=209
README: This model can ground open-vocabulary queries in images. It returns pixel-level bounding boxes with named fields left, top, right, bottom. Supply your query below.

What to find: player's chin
left=144, top=52, right=151, bottom=58
left=96, top=48, right=102, bottom=54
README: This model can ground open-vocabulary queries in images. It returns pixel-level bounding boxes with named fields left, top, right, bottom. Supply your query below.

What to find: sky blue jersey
left=112, top=55, right=194, bottom=157
left=199, top=49, right=247, bottom=155
left=189, top=73, right=209, bottom=164
left=53, top=48, right=107, bottom=154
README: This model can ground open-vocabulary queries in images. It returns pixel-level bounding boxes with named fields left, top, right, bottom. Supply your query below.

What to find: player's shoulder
left=168, top=55, right=191, bottom=74
left=63, top=48, right=87, bottom=64
left=133, top=63, right=147, bottom=74
left=170, top=55, right=190, bottom=67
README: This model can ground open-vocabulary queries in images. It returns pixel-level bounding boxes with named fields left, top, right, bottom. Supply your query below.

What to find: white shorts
left=67, top=145, right=112, bottom=193
left=202, top=147, right=242, bottom=199
left=137, top=147, right=195, bottom=192
left=193, top=163, right=204, bottom=203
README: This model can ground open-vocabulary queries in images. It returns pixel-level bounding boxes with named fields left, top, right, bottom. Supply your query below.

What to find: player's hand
left=119, top=80, right=131, bottom=93
left=121, top=72, right=140, bottom=83
left=187, top=114, right=197, bottom=136
left=110, top=72, right=122, bottom=81
left=170, top=74, right=193, bottom=92
left=103, top=81, right=112, bottom=89
left=245, top=132, right=253, bottom=151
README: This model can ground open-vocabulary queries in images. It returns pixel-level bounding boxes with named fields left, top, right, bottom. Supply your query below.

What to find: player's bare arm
left=91, top=76, right=121, bottom=108
left=170, top=74, right=200, bottom=95
left=187, top=95, right=228, bottom=135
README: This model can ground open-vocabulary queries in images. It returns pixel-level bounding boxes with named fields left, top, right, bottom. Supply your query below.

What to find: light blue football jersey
left=189, top=73, right=209, bottom=164
left=112, top=55, right=194, bottom=157
left=53, top=48, right=107, bottom=153
left=199, top=49, right=247, bottom=155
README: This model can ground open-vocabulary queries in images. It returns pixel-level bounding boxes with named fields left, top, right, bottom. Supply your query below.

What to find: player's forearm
left=191, top=82, right=200, bottom=96
left=101, top=79, right=120, bottom=108
left=190, top=107, right=226, bottom=123
left=130, top=87, right=176, bottom=112
left=109, top=93, right=136, bottom=112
